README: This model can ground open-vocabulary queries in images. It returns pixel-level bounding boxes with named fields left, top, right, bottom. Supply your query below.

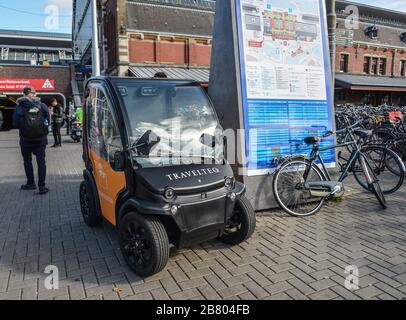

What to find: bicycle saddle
left=353, top=129, right=373, bottom=139
left=304, top=136, right=321, bottom=145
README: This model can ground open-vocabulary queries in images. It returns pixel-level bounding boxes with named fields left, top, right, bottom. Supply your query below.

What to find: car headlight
left=225, top=177, right=235, bottom=190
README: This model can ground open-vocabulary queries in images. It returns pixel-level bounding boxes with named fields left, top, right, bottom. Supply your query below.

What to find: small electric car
left=79, top=77, right=256, bottom=277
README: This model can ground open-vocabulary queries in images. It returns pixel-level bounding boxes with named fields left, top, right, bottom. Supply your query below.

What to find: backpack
left=20, top=104, right=48, bottom=139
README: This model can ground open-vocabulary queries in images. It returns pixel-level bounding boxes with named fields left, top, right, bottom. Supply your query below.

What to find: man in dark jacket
left=13, top=86, right=50, bottom=195
left=50, top=98, right=63, bottom=147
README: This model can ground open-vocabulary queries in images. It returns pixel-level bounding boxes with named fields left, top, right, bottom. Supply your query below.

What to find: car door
left=86, top=83, right=126, bottom=226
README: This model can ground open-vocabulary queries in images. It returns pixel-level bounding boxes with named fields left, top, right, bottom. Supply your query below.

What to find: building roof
left=0, top=29, right=72, bottom=50
left=336, top=1, right=406, bottom=28
left=126, top=1, right=214, bottom=37
left=336, top=1, right=406, bottom=49
left=129, top=65, right=210, bottom=82
left=336, top=19, right=406, bottom=49
left=127, top=0, right=216, bottom=12
left=336, top=74, right=406, bottom=91
left=0, top=29, right=71, bottom=39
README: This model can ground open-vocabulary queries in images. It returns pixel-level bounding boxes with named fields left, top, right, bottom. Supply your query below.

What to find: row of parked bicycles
left=272, top=104, right=406, bottom=217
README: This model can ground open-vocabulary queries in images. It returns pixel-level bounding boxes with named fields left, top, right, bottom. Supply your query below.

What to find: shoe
left=51, top=145, right=57, bottom=148
left=39, top=186, right=50, bottom=195
left=21, top=184, right=37, bottom=191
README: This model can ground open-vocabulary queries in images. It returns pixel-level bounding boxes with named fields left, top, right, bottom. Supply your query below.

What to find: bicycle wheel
left=391, top=138, right=406, bottom=165
left=273, top=157, right=326, bottom=217
left=353, top=146, right=405, bottom=194
left=373, top=129, right=396, bottom=144
left=358, top=153, right=387, bottom=209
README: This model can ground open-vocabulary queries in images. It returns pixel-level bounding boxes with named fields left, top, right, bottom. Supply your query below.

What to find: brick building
left=335, top=1, right=406, bottom=106
left=0, top=30, right=73, bottom=130
left=73, top=0, right=214, bottom=84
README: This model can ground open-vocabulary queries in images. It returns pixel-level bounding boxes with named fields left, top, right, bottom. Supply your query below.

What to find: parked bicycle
left=273, top=116, right=405, bottom=217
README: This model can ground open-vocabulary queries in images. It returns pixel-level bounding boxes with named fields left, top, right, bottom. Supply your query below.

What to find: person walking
left=50, top=98, right=63, bottom=147
left=12, top=86, right=50, bottom=195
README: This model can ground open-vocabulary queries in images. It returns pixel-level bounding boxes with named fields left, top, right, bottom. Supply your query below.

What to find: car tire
left=218, top=195, right=256, bottom=245
left=119, top=212, right=170, bottom=277
left=79, top=180, right=102, bottom=227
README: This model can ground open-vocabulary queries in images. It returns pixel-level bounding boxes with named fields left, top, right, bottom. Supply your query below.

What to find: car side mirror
left=200, top=133, right=216, bottom=148
left=110, top=151, right=126, bottom=171
left=134, top=130, right=161, bottom=156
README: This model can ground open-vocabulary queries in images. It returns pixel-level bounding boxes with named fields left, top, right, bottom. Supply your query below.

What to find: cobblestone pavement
left=1, top=130, right=406, bottom=300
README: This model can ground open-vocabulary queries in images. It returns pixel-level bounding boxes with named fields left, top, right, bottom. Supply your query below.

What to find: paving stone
left=354, top=286, right=384, bottom=299
left=309, top=279, right=337, bottom=292
left=308, top=289, right=339, bottom=300
left=217, top=285, right=248, bottom=299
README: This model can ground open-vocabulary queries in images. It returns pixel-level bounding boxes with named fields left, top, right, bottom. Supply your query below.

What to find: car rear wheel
left=79, top=180, right=102, bottom=227
left=119, top=212, right=170, bottom=277
left=218, top=196, right=256, bottom=245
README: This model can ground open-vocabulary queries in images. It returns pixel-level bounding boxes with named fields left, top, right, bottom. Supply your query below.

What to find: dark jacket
left=13, top=97, right=49, bottom=147
left=52, top=103, right=64, bottom=124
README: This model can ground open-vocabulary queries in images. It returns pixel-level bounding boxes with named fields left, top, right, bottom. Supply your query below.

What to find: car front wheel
left=218, top=195, right=256, bottom=245
left=119, top=212, right=170, bottom=277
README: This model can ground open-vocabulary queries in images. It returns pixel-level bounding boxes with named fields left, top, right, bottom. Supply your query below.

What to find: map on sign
left=241, top=0, right=327, bottom=100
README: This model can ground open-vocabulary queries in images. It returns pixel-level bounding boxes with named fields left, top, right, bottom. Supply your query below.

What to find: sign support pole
left=326, top=0, right=337, bottom=87
left=91, top=0, right=101, bottom=77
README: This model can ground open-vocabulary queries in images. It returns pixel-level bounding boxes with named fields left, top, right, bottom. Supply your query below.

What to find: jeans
left=53, top=122, right=62, bottom=146
left=21, top=145, right=47, bottom=187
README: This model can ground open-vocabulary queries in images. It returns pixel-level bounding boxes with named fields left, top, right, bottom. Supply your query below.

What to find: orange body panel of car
left=89, top=149, right=126, bottom=226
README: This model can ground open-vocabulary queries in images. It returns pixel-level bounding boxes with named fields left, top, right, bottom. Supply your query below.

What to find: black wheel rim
left=122, top=221, right=152, bottom=271
left=80, top=184, right=90, bottom=220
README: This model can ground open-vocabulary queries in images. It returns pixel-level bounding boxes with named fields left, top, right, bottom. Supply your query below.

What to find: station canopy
left=129, top=66, right=210, bottom=83
left=336, top=74, right=406, bottom=92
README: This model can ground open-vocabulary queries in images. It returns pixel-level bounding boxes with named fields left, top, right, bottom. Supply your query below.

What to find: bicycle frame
left=303, top=125, right=364, bottom=184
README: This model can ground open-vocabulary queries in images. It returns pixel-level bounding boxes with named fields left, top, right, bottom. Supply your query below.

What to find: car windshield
left=114, top=80, right=221, bottom=167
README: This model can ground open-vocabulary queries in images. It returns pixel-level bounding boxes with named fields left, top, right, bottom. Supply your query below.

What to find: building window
left=371, top=57, right=379, bottom=75
left=335, top=89, right=347, bottom=101
left=339, top=54, right=349, bottom=73
left=379, top=58, right=387, bottom=75
left=401, top=60, right=406, bottom=77
left=0, top=48, right=9, bottom=60
left=15, top=51, right=25, bottom=61
left=365, top=25, right=379, bottom=40
left=401, top=33, right=406, bottom=44
left=364, top=56, right=371, bottom=74
left=364, top=93, right=372, bottom=105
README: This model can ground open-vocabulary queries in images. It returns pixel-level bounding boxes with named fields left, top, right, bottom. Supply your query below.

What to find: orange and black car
left=79, top=76, right=256, bottom=277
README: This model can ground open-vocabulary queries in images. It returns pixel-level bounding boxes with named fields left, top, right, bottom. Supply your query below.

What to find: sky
left=0, top=0, right=404, bottom=35
left=0, top=0, right=73, bottom=34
